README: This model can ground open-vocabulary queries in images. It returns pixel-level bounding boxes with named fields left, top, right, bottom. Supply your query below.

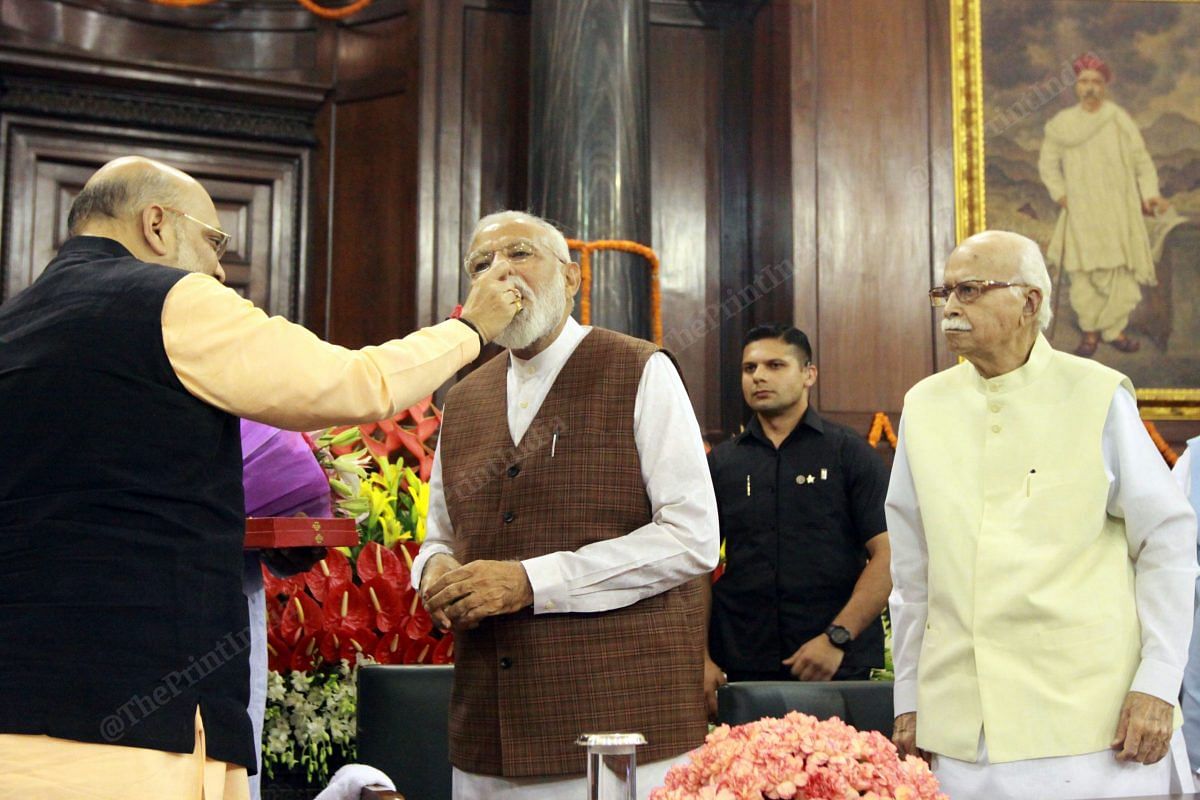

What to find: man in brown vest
left=414, top=210, right=720, bottom=799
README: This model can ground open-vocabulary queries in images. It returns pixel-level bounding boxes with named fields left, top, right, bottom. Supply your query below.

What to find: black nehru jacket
left=0, top=237, right=255, bottom=770
left=708, top=408, right=889, bottom=677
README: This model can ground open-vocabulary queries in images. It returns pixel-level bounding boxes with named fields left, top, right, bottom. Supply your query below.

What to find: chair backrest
left=716, top=680, right=895, bottom=738
left=357, top=664, right=455, bottom=800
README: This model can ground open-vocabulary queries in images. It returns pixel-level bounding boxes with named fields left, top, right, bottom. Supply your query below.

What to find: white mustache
left=941, top=318, right=973, bottom=332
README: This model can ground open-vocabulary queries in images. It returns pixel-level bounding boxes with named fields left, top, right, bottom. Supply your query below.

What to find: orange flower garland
left=867, top=412, right=898, bottom=449
left=147, top=0, right=374, bottom=20
left=1143, top=420, right=1179, bottom=467
left=566, top=238, right=663, bottom=346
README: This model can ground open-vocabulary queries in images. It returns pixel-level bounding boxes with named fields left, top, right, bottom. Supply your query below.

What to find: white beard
left=492, top=270, right=567, bottom=350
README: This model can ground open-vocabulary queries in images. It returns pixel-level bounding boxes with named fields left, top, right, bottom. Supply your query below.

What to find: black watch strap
left=824, top=624, right=853, bottom=648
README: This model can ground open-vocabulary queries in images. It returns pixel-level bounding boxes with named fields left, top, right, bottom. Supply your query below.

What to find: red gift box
left=244, top=517, right=359, bottom=549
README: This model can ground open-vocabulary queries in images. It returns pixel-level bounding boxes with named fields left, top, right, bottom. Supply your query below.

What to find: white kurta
left=412, top=317, right=720, bottom=800
left=890, top=387, right=1196, bottom=799
left=1039, top=101, right=1159, bottom=283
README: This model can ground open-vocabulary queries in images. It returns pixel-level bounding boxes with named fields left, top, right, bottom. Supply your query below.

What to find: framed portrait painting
left=951, top=0, right=1200, bottom=418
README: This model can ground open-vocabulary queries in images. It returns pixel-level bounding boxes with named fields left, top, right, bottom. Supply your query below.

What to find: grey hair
left=67, top=171, right=185, bottom=236
left=470, top=210, right=571, bottom=264
left=1009, top=234, right=1053, bottom=330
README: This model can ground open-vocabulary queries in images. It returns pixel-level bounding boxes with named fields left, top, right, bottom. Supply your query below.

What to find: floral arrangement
left=651, top=712, right=946, bottom=800
left=261, top=398, right=450, bottom=785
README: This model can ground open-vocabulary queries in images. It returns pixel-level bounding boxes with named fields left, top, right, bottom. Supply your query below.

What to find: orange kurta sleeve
left=161, top=272, right=479, bottom=431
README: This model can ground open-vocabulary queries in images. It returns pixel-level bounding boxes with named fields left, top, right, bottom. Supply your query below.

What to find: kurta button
left=503, top=511, right=515, bottom=523
left=989, top=385, right=999, bottom=393
left=991, top=424, right=1001, bottom=433
left=507, top=465, right=520, bottom=478
left=990, top=404, right=1000, bottom=413
left=499, top=657, right=512, bottom=669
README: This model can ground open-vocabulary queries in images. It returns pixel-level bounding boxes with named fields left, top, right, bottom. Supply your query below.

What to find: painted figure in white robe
left=889, top=230, right=1197, bottom=800
left=1038, top=53, right=1170, bottom=357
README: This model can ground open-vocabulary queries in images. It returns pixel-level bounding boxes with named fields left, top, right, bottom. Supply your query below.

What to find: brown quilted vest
left=437, top=327, right=707, bottom=777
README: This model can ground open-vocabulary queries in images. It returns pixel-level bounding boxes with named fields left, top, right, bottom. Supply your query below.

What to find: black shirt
left=708, top=408, right=889, bottom=675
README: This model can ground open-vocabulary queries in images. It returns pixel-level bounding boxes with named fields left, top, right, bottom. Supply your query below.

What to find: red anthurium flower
left=304, top=548, right=353, bottom=604
left=374, top=632, right=409, bottom=664
left=405, top=589, right=433, bottom=641
left=319, top=631, right=342, bottom=664
left=267, top=630, right=293, bottom=673
left=432, top=633, right=455, bottom=665
left=280, top=592, right=323, bottom=645
left=261, top=563, right=305, bottom=599
left=323, top=584, right=372, bottom=634
left=405, top=635, right=437, bottom=664
left=362, top=578, right=406, bottom=633
left=393, top=541, right=420, bottom=575
left=290, top=631, right=323, bottom=671
left=340, top=628, right=379, bottom=663
left=357, top=541, right=407, bottom=587
left=417, top=456, right=433, bottom=483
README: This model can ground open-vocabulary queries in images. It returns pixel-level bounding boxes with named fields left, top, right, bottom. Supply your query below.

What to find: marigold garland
left=147, top=0, right=374, bottom=20
left=566, top=238, right=663, bottom=346
left=864, top=413, right=1179, bottom=467
left=867, top=412, right=898, bottom=449
left=1143, top=420, right=1179, bottom=467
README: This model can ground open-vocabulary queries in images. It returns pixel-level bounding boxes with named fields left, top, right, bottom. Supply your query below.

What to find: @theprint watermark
left=99, top=627, right=252, bottom=743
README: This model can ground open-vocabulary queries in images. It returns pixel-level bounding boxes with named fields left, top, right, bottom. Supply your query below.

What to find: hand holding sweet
left=459, top=269, right=521, bottom=344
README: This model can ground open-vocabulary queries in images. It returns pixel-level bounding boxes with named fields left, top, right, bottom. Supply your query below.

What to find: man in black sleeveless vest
left=0, top=156, right=519, bottom=799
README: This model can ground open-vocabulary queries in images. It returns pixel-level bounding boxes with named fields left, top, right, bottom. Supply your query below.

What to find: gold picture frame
left=950, top=0, right=1200, bottom=419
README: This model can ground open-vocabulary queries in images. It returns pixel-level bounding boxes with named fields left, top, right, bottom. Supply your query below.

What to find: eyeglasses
left=162, top=206, right=231, bottom=260
left=463, top=238, right=566, bottom=278
left=928, top=280, right=1027, bottom=307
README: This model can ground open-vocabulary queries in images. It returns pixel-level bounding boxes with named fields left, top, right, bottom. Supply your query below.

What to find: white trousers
left=451, top=752, right=690, bottom=800
left=934, top=728, right=1191, bottom=800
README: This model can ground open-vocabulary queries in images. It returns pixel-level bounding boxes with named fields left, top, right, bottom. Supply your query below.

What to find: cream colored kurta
left=888, top=335, right=1195, bottom=778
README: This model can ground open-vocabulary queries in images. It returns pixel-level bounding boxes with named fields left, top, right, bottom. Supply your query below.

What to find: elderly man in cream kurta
left=888, top=230, right=1196, bottom=800
left=1038, top=53, right=1169, bottom=358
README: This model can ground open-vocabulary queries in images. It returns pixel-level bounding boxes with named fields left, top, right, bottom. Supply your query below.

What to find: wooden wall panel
left=815, top=0, right=934, bottom=415
left=326, top=91, right=418, bottom=348
left=649, top=24, right=723, bottom=436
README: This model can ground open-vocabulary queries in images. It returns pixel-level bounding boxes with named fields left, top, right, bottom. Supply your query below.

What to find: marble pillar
left=529, top=0, right=651, bottom=338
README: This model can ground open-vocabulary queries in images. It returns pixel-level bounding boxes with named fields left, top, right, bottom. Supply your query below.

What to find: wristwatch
left=824, top=624, right=853, bottom=648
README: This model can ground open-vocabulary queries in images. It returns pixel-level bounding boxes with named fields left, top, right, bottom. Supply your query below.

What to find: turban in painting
left=1073, top=53, right=1112, bottom=83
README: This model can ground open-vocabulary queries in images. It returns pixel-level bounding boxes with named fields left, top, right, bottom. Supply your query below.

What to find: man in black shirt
left=703, top=324, right=891, bottom=713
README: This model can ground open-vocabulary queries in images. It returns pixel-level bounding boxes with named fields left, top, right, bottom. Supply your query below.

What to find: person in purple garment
left=240, top=419, right=333, bottom=800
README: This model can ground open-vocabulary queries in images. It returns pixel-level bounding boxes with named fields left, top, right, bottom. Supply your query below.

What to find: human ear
left=141, top=206, right=170, bottom=257
left=1025, top=288, right=1042, bottom=320
left=564, top=261, right=582, bottom=297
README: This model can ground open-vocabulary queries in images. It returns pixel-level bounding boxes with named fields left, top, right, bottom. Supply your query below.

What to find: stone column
left=529, top=0, right=650, bottom=338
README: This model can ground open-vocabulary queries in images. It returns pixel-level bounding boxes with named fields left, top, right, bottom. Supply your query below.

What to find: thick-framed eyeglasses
left=928, top=280, right=1027, bottom=307
left=162, top=206, right=231, bottom=260
left=463, top=238, right=567, bottom=279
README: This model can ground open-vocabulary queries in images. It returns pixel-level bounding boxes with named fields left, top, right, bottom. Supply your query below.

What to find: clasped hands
left=892, top=691, right=1174, bottom=766
left=419, top=553, right=534, bottom=631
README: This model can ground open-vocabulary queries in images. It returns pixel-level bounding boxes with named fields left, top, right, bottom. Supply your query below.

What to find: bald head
left=67, top=157, right=226, bottom=281
left=68, top=157, right=198, bottom=237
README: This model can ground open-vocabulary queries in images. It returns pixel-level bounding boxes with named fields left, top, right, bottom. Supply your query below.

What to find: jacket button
left=507, top=465, right=520, bottom=478
left=503, top=511, right=515, bottom=523
left=499, top=657, right=512, bottom=669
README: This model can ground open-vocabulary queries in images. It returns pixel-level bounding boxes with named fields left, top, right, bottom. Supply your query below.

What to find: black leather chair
left=716, top=680, right=895, bottom=738
left=357, top=664, right=454, bottom=800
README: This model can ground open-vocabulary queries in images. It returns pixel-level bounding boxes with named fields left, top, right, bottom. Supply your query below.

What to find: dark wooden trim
left=0, top=42, right=329, bottom=109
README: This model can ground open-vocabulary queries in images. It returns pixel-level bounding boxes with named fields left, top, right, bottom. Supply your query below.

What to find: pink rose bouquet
left=651, top=712, right=947, bottom=800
